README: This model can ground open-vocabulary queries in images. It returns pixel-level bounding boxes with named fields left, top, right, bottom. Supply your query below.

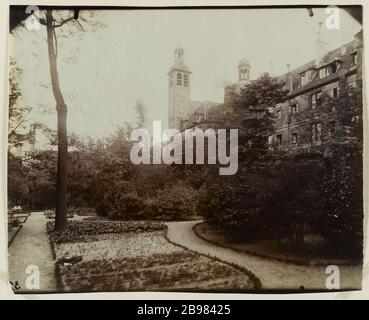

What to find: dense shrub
left=29, top=182, right=56, bottom=210
left=201, top=158, right=320, bottom=241
left=261, top=158, right=326, bottom=242
left=142, top=185, right=198, bottom=221
left=95, top=202, right=108, bottom=217
left=201, top=154, right=362, bottom=247
left=104, top=193, right=144, bottom=220
left=199, top=176, right=268, bottom=240
left=47, top=220, right=165, bottom=243
left=102, top=184, right=198, bottom=221
left=315, top=153, right=363, bottom=244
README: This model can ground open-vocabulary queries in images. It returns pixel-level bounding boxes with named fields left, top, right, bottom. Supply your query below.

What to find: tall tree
left=232, top=73, right=288, bottom=167
left=43, top=10, right=69, bottom=230
left=35, top=9, right=96, bottom=230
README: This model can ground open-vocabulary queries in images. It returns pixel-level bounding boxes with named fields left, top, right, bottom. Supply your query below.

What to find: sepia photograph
left=6, top=4, right=364, bottom=294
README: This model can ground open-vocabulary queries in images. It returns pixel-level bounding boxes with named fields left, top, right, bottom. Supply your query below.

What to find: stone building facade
left=270, top=30, right=363, bottom=155
left=168, top=47, right=203, bottom=130
left=169, top=30, right=362, bottom=158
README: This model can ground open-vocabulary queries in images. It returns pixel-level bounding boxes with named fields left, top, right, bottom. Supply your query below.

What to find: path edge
left=164, top=223, right=262, bottom=291
left=193, top=222, right=362, bottom=267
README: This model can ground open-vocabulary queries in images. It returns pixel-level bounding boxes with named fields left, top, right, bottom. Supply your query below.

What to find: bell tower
left=168, top=47, right=192, bottom=130
left=238, top=57, right=251, bottom=84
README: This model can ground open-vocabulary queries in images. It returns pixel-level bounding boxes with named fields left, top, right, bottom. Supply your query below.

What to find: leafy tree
left=203, top=76, right=363, bottom=249
left=315, top=86, right=363, bottom=244
left=10, top=9, right=101, bottom=230
left=8, top=58, right=31, bottom=149
left=231, top=73, right=288, bottom=167
left=8, top=58, right=31, bottom=208
left=262, top=156, right=326, bottom=242
left=202, top=74, right=288, bottom=235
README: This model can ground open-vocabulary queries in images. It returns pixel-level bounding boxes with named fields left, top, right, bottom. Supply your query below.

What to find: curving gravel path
left=8, top=212, right=57, bottom=293
left=166, top=220, right=362, bottom=291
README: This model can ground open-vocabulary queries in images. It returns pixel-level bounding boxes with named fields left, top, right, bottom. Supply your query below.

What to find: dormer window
left=328, top=62, right=337, bottom=74
left=300, top=72, right=307, bottom=86
left=319, top=68, right=327, bottom=79
left=195, top=113, right=204, bottom=122
left=288, top=77, right=294, bottom=91
left=352, top=52, right=358, bottom=65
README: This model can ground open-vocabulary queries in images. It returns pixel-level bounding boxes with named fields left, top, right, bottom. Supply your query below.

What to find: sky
left=9, top=7, right=362, bottom=139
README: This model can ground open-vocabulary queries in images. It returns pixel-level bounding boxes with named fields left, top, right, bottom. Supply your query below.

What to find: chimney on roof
left=286, top=64, right=293, bottom=92
left=315, top=23, right=328, bottom=65
left=341, top=31, right=347, bottom=55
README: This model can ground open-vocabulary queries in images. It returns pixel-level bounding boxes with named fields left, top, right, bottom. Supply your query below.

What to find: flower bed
left=58, top=250, right=255, bottom=292
left=49, top=220, right=257, bottom=292
left=54, top=231, right=179, bottom=262
left=47, top=220, right=165, bottom=243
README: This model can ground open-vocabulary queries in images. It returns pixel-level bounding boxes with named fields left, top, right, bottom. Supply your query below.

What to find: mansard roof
left=278, top=39, right=357, bottom=95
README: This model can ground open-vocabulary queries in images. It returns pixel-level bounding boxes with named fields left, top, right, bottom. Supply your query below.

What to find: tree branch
left=75, top=19, right=85, bottom=31
left=8, top=109, right=31, bottom=138
left=54, top=17, right=75, bottom=28
left=39, top=18, right=47, bottom=26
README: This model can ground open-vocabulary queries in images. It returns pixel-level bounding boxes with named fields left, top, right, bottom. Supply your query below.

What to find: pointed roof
left=168, top=46, right=192, bottom=74
left=238, top=57, right=251, bottom=67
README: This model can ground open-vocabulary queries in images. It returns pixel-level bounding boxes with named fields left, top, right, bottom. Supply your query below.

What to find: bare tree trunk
left=46, top=10, right=68, bottom=231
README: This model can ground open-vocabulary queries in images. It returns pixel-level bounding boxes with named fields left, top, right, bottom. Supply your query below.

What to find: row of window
left=275, top=86, right=340, bottom=119
left=297, top=52, right=357, bottom=88
left=274, top=122, right=335, bottom=146
left=177, top=73, right=189, bottom=86
left=318, top=62, right=338, bottom=79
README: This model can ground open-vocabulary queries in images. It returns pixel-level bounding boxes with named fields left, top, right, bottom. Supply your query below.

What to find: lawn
left=48, top=220, right=258, bottom=292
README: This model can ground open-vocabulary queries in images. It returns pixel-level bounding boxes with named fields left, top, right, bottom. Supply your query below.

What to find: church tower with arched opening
left=238, top=57, right=251, bottom=84
left=168, top=47, right=192, bottom=129
left=224, top=57, right=252, bottom=105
